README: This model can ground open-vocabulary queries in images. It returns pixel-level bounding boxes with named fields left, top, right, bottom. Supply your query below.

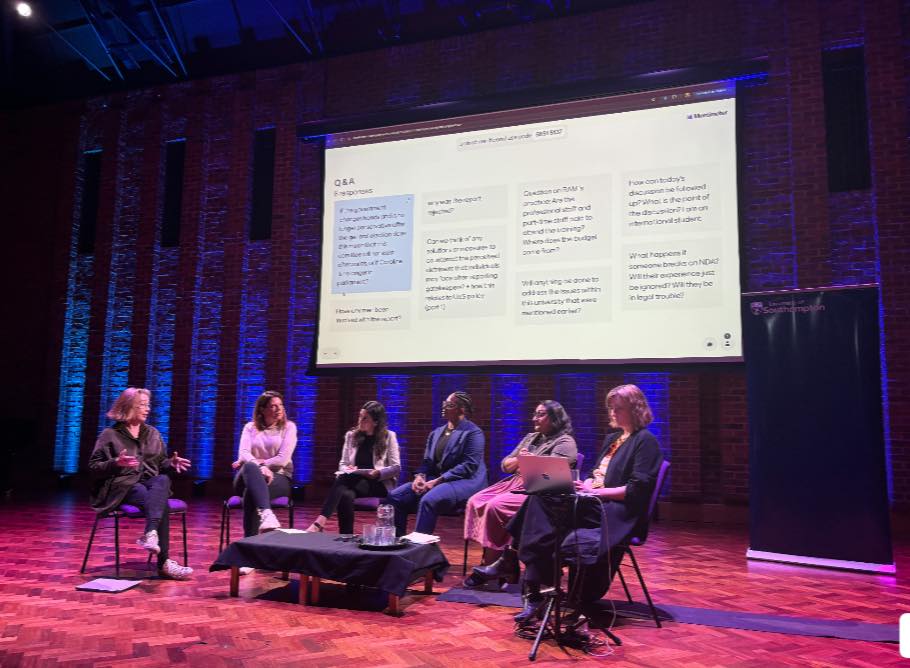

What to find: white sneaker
left=158, top=559, right=193, bottom=580
left=258, top=508, right=280, bottom=533
left=136, top=530, right=160, bottom=555
left=238, top=567, right=254, bottom=576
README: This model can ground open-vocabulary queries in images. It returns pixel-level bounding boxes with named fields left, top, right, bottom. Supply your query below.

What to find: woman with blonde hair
left=88, top=387, right=193, bottom=579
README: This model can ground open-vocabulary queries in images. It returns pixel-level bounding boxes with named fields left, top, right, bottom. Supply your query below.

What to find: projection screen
left=316, top=81, right=742, bottom=368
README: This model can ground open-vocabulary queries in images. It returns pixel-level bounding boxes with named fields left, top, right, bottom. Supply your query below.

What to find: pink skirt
left=463, top=475, right=527, bottom=550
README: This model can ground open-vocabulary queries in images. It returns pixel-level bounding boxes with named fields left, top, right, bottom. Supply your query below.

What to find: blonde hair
left=106, top=388, right=151, bottom=421
left=606, top=384, right=653, bottom=431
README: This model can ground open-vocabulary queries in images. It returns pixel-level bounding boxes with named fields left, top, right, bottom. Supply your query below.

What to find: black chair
left=352, top=495, right=383, bottom=513
left=81, top=498, right=189, bottom=578
left=613, top=459, right=671, bottom=627
left=438, top=504, right=470, bottom=575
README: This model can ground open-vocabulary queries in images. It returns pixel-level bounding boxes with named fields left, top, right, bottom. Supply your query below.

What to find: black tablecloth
left=210, top=531, right=450, bottom=597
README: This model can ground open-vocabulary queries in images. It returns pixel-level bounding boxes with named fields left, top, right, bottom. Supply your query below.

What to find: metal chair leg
left=181, top=511, right=188, bottom=566
left=628, top=548, right=661, bottom=628
left=225, top=503, right=231, bottom=548
left=218, top=502, right=227, bottom=553
left=462, top=539, right=469, bottom=576
left=114, top=514, right=121, bottom=579
left=617, top=566, right=633, bottom=603
left=81, top=515, right=102, bottom=573
left=289, top=500, right=294, bottom=528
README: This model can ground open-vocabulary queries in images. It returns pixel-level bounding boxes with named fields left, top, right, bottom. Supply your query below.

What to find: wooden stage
left=0, top=494, right=906, bottom=666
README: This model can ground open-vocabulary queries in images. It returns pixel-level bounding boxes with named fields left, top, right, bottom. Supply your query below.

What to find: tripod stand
left=523, top=492, right=621, bottom=661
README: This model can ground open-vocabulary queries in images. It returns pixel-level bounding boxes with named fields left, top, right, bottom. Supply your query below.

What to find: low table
left=211, top=531, right=450, bottom=615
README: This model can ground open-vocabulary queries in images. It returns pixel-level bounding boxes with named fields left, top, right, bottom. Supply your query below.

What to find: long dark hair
left=539, top=399, right=573, bottom=438
left=353, top=400, right=390, bottom=458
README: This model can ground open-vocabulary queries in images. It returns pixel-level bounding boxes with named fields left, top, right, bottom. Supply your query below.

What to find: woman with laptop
left=463, top=400, right=577, bottom=587
left=508, top=384, right=664, bottom=625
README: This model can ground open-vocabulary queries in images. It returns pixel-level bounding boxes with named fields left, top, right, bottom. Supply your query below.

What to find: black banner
left=743, top=286, right=893, bottom=571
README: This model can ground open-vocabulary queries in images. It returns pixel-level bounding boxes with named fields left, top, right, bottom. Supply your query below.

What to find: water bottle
left=376, top=503, right=394, bottom=529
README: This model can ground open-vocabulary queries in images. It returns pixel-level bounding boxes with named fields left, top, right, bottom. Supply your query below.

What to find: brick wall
left=3, top=0, right=908, bottom=510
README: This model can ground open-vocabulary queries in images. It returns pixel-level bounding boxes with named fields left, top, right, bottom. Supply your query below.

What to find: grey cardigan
left=501, top=431, right=578, bottom=472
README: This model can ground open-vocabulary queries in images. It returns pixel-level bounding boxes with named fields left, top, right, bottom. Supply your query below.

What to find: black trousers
left=509, top=494, right=623, bottom=604
left=122, top=474, right=171, bottom=568
left=233, top=462, right=292, bottom=537
left=320, top=473, right=388, bottom=534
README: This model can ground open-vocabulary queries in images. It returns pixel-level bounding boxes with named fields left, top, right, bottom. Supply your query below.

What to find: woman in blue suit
left=387, top=391, right=487, bottom=535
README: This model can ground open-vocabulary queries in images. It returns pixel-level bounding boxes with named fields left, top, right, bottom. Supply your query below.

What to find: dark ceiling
left=1, top=0, right=644, bottom=109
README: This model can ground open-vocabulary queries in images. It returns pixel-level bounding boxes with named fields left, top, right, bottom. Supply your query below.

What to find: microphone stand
left=523, top=490, right=621, bottom=661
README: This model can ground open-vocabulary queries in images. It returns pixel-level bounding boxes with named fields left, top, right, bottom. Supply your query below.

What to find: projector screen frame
left=304, top=59, right=767, bottom=375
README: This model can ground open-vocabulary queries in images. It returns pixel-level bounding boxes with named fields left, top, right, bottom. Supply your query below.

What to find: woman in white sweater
left=306, top=401, right=400, bottom=533
left=232, top=391, right=297, bottom=537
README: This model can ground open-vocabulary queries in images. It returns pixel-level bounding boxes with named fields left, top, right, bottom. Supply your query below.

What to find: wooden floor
left=0, top=494, right=907, bottom=666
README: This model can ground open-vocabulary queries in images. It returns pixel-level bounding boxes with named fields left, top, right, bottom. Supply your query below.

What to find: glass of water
left=376, top=526, right=395, bottom=545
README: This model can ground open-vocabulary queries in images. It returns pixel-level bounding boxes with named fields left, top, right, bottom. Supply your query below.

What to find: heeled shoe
left=471, top=548, right=520, bottom=585
left=462, top=572, right=488, bottom=588
left=514, top=595, right=546, bottom=624
left=305, top=520, right=324, bottom=533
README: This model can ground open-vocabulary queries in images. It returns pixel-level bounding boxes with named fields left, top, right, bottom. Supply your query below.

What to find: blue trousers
left=387, top=478, right=476, bottom=535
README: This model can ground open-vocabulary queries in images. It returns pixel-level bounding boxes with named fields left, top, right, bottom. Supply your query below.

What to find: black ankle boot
left=471, top=548, right=520, bottom=584
left=514, top=593, right=545, bottom=624
left=462, top=572, right=488, bottom=588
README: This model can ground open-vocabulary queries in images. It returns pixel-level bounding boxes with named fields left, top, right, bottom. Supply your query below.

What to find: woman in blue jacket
left=387, top=391, right=487, bottom=535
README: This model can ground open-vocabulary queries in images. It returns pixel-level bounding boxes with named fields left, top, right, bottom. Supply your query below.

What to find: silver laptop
left=518, top=455, right=573, bottom=494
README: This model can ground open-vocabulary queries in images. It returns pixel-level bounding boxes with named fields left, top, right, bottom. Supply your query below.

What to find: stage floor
left=1, top=494, right=906, bottom=666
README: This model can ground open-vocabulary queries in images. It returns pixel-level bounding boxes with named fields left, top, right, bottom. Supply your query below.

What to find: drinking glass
left=376, top=526, right=395, bottom=545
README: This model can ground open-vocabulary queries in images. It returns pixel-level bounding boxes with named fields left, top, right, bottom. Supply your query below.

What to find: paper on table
left=276, top=528, right=307, bottom=534
left=402, top=531, right=440, bottom=544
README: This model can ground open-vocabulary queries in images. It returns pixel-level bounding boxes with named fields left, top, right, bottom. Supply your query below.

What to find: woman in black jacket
left=88, top=387, right=193, bottom=579
left=508, top=384, right=664, bottom=623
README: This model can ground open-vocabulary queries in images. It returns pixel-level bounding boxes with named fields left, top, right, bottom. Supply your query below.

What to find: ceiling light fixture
left=14, top=0, right=111, bottom=81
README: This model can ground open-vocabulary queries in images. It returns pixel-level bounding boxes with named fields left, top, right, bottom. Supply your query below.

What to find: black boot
left=514, top=585, right=545, bottom=624
left=471, top=547, right=520, bottom=584
left=462, top=572, right=488, bottom=588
